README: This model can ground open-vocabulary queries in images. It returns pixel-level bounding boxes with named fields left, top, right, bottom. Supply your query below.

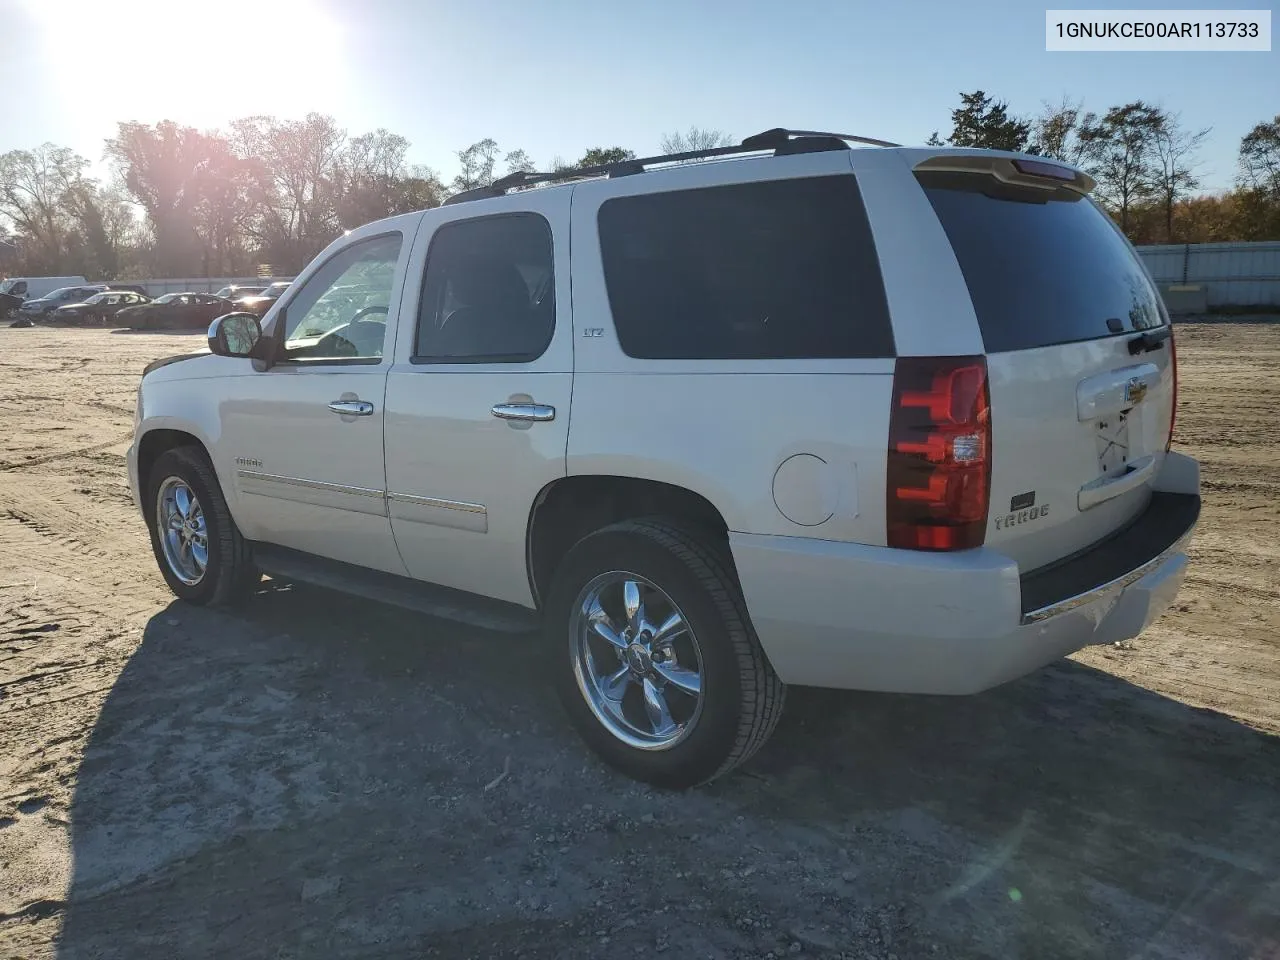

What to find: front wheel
left=545, top=519, right=785, bottom=788
left=145, top=446, right=257, bottom=605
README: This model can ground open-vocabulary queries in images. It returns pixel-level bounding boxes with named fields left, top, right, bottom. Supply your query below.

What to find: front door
left=384, top=196, right=572, bottom=606
left=219, top=227, right=415, bottom=575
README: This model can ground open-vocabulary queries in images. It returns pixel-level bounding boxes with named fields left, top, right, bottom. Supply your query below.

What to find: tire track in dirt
left=0, top=435, right=134, bottom=472
left=0, top=496, right=166, bottom=620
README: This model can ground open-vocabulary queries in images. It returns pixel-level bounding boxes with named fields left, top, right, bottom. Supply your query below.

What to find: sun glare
left=20, top=0, right=348, bottom=127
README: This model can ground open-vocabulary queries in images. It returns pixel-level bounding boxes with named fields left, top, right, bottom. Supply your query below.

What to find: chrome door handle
left=328, top=400, right=374, bottom=416
left=491, top=403, right=555, bottom=422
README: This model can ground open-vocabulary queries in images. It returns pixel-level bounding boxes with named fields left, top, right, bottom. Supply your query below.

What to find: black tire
left=545, top=518, right=784, bottom=788
left=144, top=446, right=257, bottom=605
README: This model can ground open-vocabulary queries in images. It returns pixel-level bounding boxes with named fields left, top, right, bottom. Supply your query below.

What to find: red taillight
left=887, top=356, right=991, bottom=551
left=1166, top=328, right=1178, bottom=452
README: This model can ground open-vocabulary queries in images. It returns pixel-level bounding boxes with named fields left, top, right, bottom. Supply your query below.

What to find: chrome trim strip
left=1020, top=526, right=1196, bottom=625
left=386, top=492, right=486, bottom=515
left=237, top=470, right=385, bottom=499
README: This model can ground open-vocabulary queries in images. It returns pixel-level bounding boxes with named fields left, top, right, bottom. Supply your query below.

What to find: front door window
left=279, top=233, right=403, bottom=363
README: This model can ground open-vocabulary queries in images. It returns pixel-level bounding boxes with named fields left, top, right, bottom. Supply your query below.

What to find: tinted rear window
left=918, top=171, right=1165, bottom=353
left=598, top=175, right=894, bottom=360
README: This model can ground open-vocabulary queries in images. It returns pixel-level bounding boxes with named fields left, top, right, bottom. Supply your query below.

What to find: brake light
left=887, top=356, right=991, bottom=551
left=1011, top=158, right=1076, bottom=182
left=1166, top=327, right=1178, bottom=452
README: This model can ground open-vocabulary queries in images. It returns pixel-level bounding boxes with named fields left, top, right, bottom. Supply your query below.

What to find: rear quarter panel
left=567, top=153, right=894, bottom=543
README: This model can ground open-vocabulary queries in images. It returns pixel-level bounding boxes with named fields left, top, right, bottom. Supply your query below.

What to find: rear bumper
left=731, top=452, right=1200, bottom=695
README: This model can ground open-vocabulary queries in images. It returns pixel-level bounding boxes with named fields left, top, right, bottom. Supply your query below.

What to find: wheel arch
left=526, top=475, right=734, bottom=610
left=135, top=423, right=218, bottom=521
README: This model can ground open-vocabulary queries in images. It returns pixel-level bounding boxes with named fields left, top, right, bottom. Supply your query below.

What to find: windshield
left=85, top=293, right=110, bottom=304
left=264, top=283, right=290, bottom=297
left=154, top=293, right=181, bottom=304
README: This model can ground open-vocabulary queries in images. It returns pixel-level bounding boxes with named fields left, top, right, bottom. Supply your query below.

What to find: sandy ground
left=0, top=322, right=1278, bottom=960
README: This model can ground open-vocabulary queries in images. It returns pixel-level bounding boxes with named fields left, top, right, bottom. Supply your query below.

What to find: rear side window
left=598, top=175, right=894, bottom=360
left=918, top=171, right=1165, bottom=353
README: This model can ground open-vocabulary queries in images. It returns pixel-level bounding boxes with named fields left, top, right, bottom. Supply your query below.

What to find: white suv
left=128, top=129, right=1200, bottom=788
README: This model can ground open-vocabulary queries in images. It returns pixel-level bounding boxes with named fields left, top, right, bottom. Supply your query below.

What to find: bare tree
left=0, top=144, right=90, bottom=272
left=1152, top=113, right=1210, bottom=242
left=660, top=127, right=734, bottom=155
left=1029, top=97, right=1089, bottom=164
left=1078, top=102, right=1166, bottom=233
left=1238, top=114, right=1280, bottom=195
left=503, top=149, right=536, bottom=176
left=452, top=139, right=501, bottom=192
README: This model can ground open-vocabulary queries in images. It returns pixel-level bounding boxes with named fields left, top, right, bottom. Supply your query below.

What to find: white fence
left=134, top=276, right=293, bottom=297
left=1136, top=242, right=1280, bottom=309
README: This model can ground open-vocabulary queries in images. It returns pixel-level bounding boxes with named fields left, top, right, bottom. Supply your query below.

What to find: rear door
left=383, top=193, right=572, bottom=607
left=913, top=157, right=1176, bottom=572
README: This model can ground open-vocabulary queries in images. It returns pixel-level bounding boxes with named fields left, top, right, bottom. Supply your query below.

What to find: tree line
left=0, top=102, right=1276, bottom=282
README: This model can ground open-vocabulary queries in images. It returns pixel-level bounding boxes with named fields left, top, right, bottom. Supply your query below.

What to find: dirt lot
left=1, top=322, right=1278, bottom=960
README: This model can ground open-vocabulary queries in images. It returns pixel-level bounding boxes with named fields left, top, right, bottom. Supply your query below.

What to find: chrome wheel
left=570, top=571, right=704, bottom=751
left=156, top=476, right=208, bottom=585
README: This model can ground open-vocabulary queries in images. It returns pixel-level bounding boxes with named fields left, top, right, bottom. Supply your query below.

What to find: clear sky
left=2, top=0, right=1275, bottom=191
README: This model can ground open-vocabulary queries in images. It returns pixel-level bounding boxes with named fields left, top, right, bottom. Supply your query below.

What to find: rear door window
left=597, top=175, right=894, bottom=360
left=917, top=171, right=1166, bottom=353
left=414, top=213, right=555, bottom=363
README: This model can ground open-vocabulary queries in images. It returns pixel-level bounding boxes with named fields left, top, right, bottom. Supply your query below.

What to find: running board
left=251, top=543, right=539, bottom=634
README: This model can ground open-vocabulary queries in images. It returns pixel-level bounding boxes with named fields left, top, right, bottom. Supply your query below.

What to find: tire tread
left=596, top=517, right=785, bottom=784
left=149, top=445, right=255, bottom=605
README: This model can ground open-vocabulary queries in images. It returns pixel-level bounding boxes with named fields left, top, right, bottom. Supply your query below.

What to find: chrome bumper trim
left=1020, top=526, right=1196, bottom=625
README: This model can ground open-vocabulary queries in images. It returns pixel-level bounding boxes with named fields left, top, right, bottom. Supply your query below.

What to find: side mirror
left=208, top=312, right=262, bottom=357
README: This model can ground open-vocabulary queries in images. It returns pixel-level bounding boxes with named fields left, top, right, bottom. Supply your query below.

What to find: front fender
left=134, top=363, right=241, bottom=527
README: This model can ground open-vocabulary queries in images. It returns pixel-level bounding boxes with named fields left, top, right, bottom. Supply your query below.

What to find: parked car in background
left=233, top=281, right=291, bottom=316
left=18, top=284, right=111, bottom=319
left=106, top=283, right=150, bottom=297
left=214, top=284, right=266, bottom=301
left=1, top=276, right=88, bottom=303
left=53, top=291, right=151, bottom=325
left=115, top=292, right=234, bottom=330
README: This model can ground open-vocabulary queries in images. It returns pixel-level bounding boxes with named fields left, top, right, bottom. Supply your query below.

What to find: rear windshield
left=598, top=175, right=894, bottom=360
left=917, top=171, right=1165, bottom=353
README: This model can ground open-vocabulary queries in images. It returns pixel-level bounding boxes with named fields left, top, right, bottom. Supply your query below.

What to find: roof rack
left=442, top=127, right=902, bottom=205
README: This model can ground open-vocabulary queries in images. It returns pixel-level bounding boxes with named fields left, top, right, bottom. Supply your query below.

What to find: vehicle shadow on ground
left=55, top=582, right=1280, bottom=960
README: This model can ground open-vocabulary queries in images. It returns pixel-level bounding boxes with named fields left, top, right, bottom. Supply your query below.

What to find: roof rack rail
left=442, top=127, right=901, bottom=205
left=740, top=128, right=902, bottom=149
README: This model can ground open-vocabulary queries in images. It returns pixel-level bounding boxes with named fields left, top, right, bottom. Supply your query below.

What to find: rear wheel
left=145, top=447, right=257, bottom=605
left=545, top=519, right=784, bottom=788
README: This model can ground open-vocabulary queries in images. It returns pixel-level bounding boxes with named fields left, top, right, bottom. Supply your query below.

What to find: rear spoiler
left=913, top=153, right=1095, bottom=196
